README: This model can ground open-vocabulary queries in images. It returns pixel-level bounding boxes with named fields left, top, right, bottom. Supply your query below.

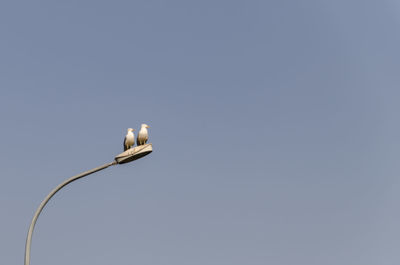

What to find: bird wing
left=143, top=130, right=148, bottom=144
left=123, top=137, right=128, bottom=151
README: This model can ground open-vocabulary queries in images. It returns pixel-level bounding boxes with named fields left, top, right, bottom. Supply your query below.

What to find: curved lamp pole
left=24, top=144, right=153, bottom=265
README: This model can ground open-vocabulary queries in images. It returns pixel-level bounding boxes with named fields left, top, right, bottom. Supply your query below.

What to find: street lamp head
left=115, top=143, right=153, bottom=164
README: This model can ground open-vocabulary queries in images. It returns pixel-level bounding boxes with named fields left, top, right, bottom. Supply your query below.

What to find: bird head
left=127, top=128, right=135, bottom=132
left=141, top=124, right=150, bottom=129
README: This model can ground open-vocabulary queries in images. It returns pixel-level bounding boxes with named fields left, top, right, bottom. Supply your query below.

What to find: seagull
left=123, top=128, right=135, bottom=151
left=137, top=124, right=150, bottom=145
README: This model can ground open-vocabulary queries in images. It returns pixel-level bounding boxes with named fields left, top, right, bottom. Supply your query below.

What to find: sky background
left=1, top=0, right=400, bottom=264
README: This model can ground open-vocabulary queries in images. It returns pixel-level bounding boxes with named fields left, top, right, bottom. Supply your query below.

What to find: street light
left=24, top=143, right=153, bottom=265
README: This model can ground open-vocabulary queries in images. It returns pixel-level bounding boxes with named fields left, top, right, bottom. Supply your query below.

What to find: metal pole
left=24, top=161, right=117, bottom=265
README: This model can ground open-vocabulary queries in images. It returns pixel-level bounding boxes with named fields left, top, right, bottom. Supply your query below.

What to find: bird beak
left=146, top=125, right=150, bottom=128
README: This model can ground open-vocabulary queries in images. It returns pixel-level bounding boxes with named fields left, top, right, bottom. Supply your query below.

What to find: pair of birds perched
left=123, top=123, right=150, bottom=151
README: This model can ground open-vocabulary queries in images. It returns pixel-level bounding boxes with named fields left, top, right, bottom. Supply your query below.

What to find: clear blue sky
left=1, top=0, right=400, bottom=264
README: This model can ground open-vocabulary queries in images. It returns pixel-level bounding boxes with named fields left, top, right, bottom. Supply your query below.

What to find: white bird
left=123, top=128, right=135, bottom=151
left=137, top=124, right=150, bottom=145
